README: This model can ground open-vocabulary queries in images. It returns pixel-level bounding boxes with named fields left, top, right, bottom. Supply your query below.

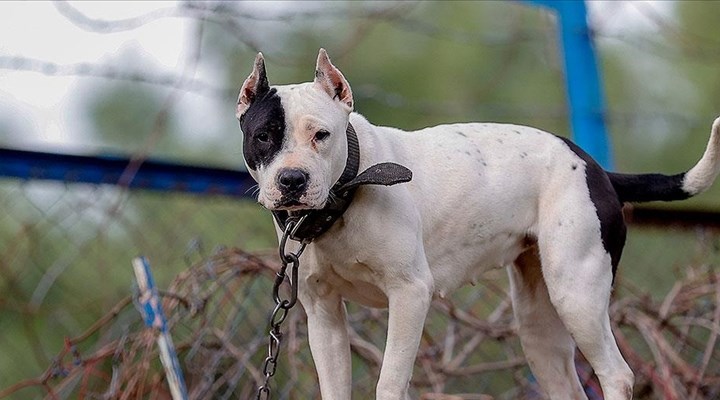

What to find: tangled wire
left=1, top=247, right=718, bottom=399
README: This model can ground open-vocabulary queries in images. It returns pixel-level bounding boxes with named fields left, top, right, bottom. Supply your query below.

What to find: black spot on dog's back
left=559, top=137, right=626, bottom=276
left=240, top=87, right=286, bottom=170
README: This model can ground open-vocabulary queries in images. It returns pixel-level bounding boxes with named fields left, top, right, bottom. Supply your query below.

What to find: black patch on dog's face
left=239, top=87, right=286, bottom=171
left=559, top=137, right=626, bottom=276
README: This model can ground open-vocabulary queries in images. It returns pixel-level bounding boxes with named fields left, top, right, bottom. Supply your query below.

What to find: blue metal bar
left=132, top=256, right=189, bottom=400
left=525, top=0, right=614, bottom=169
left=0, top=147, right=256, bottom=197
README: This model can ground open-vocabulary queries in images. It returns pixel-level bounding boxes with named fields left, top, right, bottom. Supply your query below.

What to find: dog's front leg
left=377, top=274, right=433, bottom=400
left=301, top=285, right=352, bottom=400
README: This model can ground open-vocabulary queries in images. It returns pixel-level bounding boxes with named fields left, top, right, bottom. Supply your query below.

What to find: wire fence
left=0, top=177, right=274, bottom=395
left=1, top=209, right=719, bottom=399
left=0, top=177, right=719, bottom=399
left=2, top=1, right=720, bottom=399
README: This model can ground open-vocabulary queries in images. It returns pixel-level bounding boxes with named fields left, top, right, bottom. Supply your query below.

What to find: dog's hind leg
left=537, top=204, right=634, bottom=400
left=508, top=246, right=588, bottom=400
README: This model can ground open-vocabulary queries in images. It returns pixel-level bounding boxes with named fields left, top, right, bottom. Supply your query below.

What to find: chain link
left=256, top=216, right=308, bottom=400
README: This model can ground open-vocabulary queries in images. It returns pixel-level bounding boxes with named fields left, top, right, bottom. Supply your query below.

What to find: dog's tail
left=608, top=117, right=720, bottom=203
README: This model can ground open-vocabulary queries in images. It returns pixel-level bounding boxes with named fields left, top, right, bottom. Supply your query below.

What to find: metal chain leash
left=256, top=216, right=308, bottom=400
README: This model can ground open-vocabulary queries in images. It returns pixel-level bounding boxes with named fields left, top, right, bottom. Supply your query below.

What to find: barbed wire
left=2, top=1, right=714, bottom=128
left=1, top=245, right=718, bottom=399
left=1, top=2, right=720, bottom=399
left=0, top=56, right=227, bottom=99
left=0, top=52, right=710, bottom=131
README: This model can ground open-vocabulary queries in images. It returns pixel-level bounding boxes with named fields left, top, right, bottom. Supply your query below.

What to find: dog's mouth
left=274, top=199, right=308, bottom=211
left=267, top=185, right=328, bottom=211
left=271, top=198, right=325, bottom=212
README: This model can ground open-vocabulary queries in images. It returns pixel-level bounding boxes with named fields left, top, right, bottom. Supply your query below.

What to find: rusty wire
left=0, top=245, right=717, bottom=399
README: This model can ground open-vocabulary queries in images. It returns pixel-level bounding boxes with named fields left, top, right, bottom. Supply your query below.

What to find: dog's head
left=236, top=49, right=354, bottom=211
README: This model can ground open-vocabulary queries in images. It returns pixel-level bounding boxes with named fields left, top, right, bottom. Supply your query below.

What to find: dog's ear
left=236, top=52, right=270, bottom=119
left=314, top=48, right=353, bottom=111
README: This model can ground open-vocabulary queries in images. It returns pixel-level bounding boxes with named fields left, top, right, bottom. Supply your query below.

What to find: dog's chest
left=302, top=251, right=391, bottom=308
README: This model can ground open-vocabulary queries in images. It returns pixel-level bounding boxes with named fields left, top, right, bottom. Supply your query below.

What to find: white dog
left=236, top=49, right=720, bottom=400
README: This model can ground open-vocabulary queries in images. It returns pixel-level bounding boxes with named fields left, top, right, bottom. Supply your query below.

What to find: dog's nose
left=277, top=168, right=309, bottom=195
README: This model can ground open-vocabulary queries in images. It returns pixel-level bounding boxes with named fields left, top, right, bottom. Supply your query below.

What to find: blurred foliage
left=2, top=0, right=720, bottom=396
left=0, top=180, right=276, bottom=389
left=602, top=1, right=720, bottom=207
left=87, top=84, right=168, bottom=146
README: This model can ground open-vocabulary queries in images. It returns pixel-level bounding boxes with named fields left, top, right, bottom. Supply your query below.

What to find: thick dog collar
left=271, top=122, right=412, bottom=243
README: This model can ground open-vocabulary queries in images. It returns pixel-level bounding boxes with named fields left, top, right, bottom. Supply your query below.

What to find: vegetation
left=0, top=1, right=719, bottom=397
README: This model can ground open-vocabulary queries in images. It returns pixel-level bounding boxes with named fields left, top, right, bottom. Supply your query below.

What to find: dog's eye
left=256, top=131, right=269, bottom=143
left=315, top=130, right=331, bottom=141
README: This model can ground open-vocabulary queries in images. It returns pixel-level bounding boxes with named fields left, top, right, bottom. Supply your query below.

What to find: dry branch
left=0, top=248, right=718, bottom=399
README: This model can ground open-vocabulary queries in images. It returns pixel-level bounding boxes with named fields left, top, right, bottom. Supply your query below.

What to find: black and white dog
left=236, top=49, right=720, bottom=400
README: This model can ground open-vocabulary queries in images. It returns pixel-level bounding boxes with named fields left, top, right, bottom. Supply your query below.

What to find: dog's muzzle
left=275, top=168, right=314, bottom=209
left=276, top=168, right=309, bottom=198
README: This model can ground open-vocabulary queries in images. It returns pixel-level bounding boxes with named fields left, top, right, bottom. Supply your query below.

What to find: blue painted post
left=526, top=0, right=614, bottom=169
left=133, top=256, right=189, bottom=400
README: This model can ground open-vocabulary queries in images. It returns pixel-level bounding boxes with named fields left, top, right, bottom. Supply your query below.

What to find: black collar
left=272, top=122, right=412, bottom=243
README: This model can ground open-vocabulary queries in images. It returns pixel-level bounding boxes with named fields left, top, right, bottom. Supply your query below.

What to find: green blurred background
left=0, top=0, right=719, bottom=396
